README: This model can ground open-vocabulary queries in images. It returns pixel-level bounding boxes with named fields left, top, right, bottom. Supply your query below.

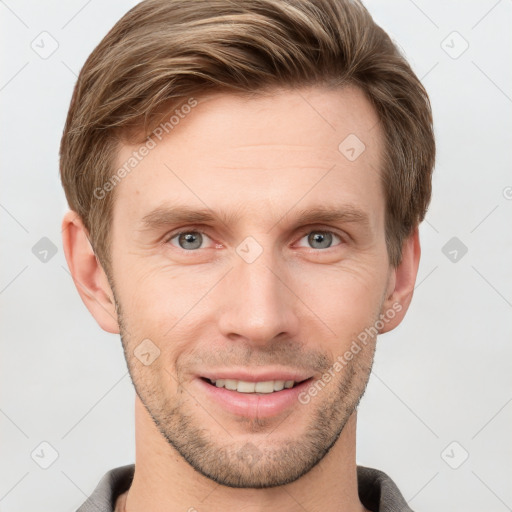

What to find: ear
left=379, top=226, right=421, bottom=334
left=61, top=210, right=120, bottom=334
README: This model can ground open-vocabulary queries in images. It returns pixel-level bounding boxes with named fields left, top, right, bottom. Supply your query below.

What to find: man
left=60, top=0, right=435, bottom=510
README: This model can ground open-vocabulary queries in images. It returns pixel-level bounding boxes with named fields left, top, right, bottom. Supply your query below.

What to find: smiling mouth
left=201, top=377, right=311, bottom=394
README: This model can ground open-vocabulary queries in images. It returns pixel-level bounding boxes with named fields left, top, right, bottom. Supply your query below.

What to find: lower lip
left=195, top=378, right=313, bottom=419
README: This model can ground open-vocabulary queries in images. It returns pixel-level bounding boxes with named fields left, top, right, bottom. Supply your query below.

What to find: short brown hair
left=59, top=0, right=435, bottom=275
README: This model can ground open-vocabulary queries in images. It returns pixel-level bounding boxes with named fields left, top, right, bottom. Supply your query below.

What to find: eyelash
left=164, top=226, right=346, bottom=252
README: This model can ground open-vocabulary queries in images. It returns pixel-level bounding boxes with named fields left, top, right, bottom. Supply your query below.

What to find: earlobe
left=61, top=210, right=120, bottom=334
left=379, top=227, right=421, bottom=334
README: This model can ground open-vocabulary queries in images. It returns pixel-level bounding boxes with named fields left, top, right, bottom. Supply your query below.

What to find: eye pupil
left=172, top=230, right=337, bottom=251
left=178, top=232, right=202, bottom=250
left=308, top=231, right=332, bottom=249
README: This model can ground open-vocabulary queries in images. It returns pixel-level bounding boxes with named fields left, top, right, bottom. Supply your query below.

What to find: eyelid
left=164, top=226, right=215, bottom=246
left=296, top=223, right=348, bottom=239
left=294, top=226, right=347, bottom=247
left=164, top=224, right=348, bottom=251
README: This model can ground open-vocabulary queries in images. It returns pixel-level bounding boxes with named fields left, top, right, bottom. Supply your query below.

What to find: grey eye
left=308, top=231, right=334, bottom=249
left=296, top=230, right=342, bottom=250
left=172, top=231, right=204, bottom=250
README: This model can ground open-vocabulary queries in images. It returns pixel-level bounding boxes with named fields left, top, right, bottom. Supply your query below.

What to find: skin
left=62, top=85, right=420, bottom=512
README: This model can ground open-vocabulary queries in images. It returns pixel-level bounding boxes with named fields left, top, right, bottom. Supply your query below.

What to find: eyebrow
left=137, top=204, right=371, bottom=232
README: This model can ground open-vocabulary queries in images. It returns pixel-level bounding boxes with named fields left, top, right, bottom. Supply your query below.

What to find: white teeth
left=254, top=381, right=273, bottom=393
left=273, top=380, right=285, bottom=391
left=212, top=379, right=297, bottom=393
left=237, top=381, right=256, bottom=393
left=224, top=379, right=237, bottom=391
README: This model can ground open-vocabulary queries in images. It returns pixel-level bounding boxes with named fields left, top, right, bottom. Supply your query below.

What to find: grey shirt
left=76, top=464, right=413, bottom=512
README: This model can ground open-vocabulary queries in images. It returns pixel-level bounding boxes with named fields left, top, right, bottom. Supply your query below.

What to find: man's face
left=108, top=85, right=393, bottom=488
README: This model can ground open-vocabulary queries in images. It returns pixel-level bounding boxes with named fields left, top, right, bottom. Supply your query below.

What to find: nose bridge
left=217, top=238, right=298, bottom=343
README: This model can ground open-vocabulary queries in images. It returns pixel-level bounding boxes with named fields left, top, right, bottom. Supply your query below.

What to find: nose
left=216, top=246, right=300, bottom=346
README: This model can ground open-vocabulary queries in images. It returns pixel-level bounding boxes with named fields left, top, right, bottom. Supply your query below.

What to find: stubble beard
left=116, top=298, right=376, bottom=488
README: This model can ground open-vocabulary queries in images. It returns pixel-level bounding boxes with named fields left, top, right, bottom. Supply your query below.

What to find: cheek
left=115, top=259, right=186, bottom=318
left=114, top=243, right=389, bottom=349
left=115, top=263, right=215, bottom=357
left=291, top=260, right=387, bottom=336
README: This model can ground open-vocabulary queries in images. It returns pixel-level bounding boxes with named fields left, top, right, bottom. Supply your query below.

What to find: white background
left=1, top=1, right=511, bottom=511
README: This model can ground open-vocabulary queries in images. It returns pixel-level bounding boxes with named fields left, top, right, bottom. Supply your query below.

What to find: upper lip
left=199, top=368, right=313, bottom=383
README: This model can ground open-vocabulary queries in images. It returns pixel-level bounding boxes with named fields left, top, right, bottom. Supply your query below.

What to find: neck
left=122, top=397, right=367, bottom=512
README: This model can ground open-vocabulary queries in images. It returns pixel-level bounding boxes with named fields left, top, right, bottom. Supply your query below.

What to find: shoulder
left=76, top=464, right=135, bottom=512
left=357, top=465, right=413, bottom=512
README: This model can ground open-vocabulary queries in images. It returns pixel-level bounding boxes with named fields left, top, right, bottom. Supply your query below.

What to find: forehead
left=111, top=85, right=384, bottom=229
